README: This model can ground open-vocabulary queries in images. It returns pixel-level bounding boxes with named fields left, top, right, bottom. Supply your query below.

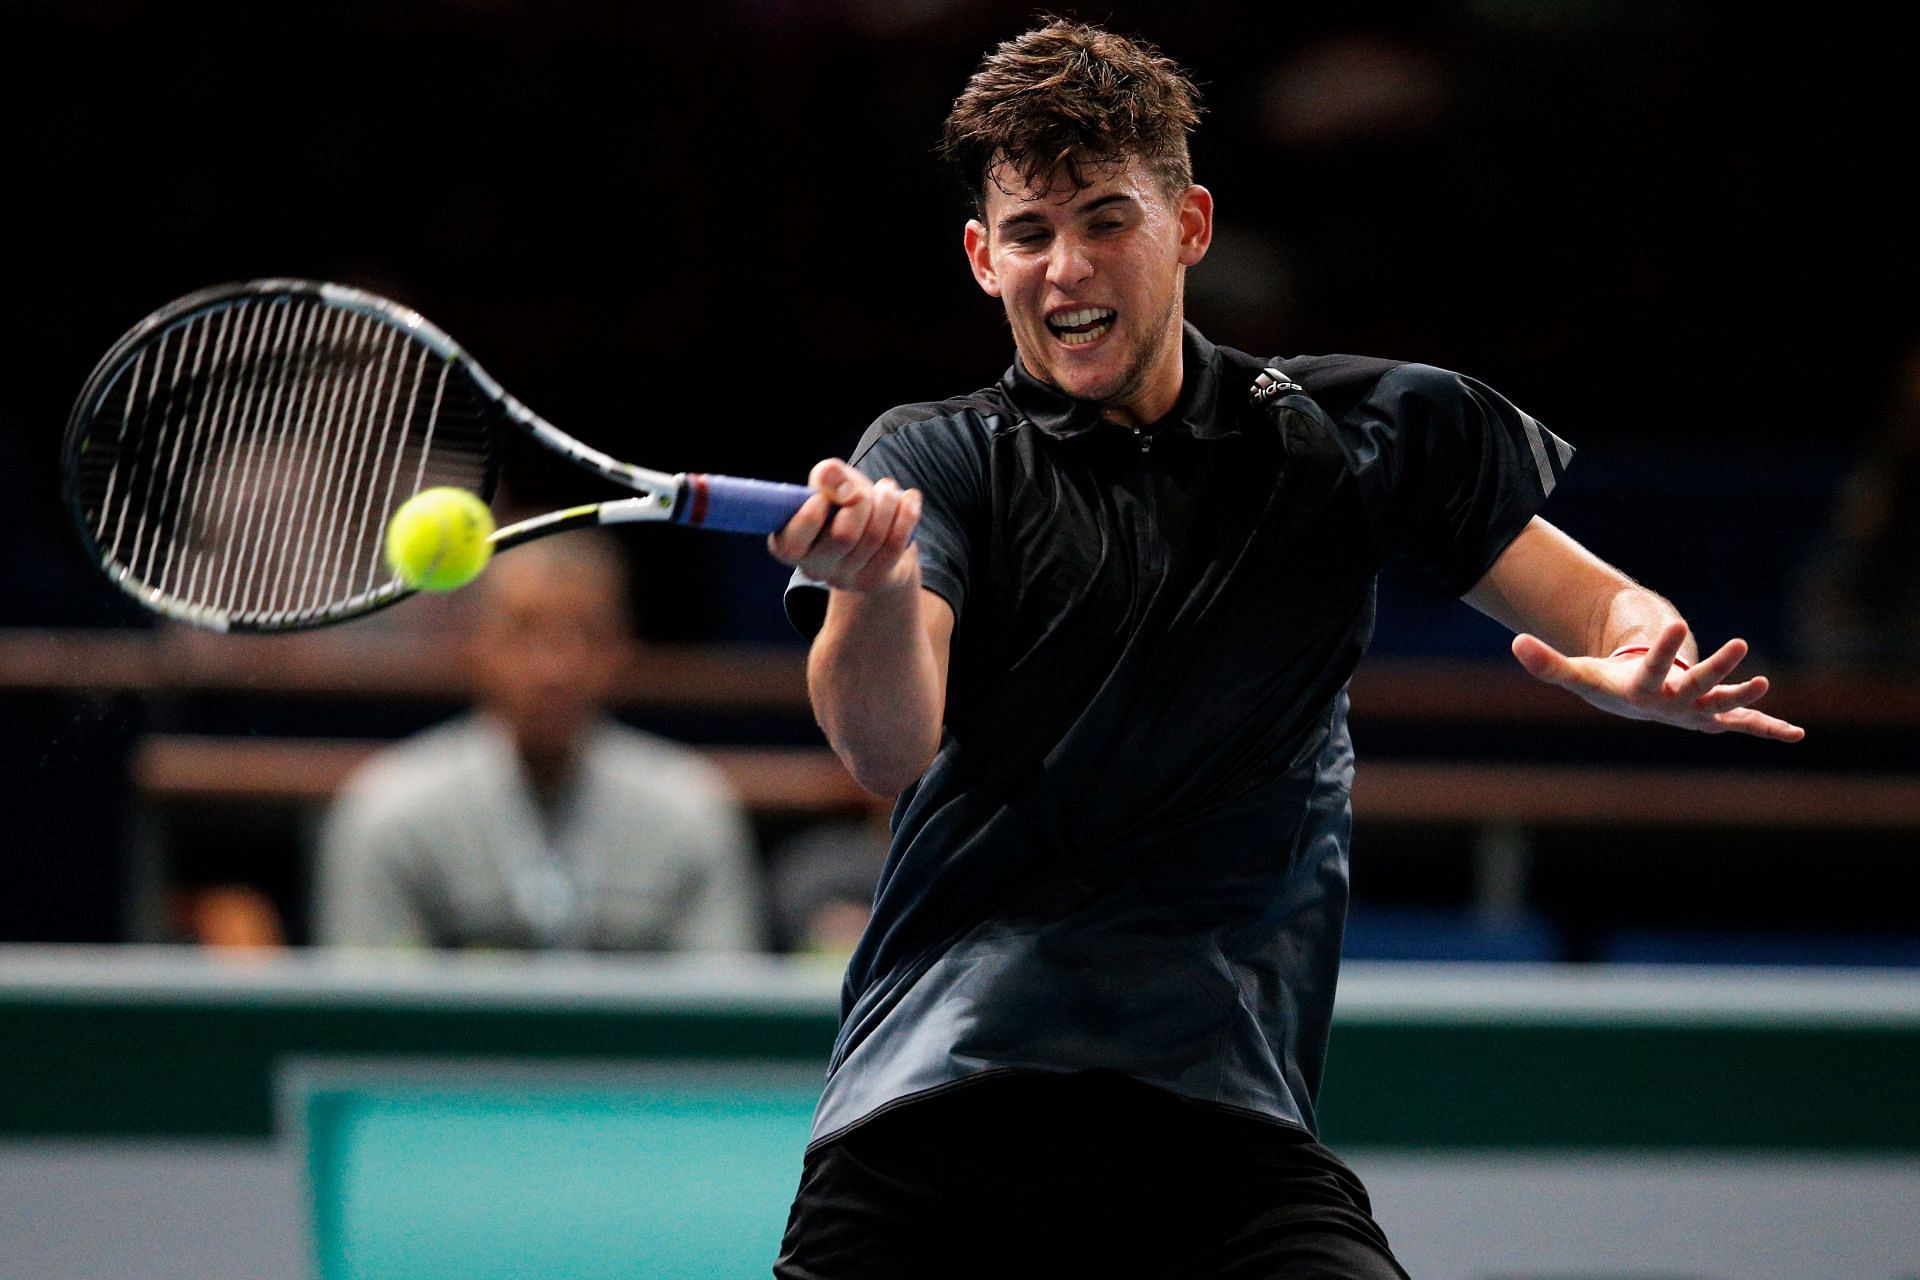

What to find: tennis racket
left=64, top=278, right=816, bottom=633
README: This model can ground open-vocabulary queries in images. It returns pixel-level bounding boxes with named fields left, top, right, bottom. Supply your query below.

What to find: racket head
left=64, top=280, right=504, bottom=632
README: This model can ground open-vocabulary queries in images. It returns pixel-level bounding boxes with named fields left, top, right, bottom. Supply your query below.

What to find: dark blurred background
left=3, top=0, right=1915, bottom=949
left=9, top=0, right=1917, bottom=639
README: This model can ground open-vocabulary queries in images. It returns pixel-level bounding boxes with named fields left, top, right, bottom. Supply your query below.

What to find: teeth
left=1058, top=323, right=1110, bottom=346
left=1049, top=307, right=1114, bottom=329
left=1047, top=307, right=1116, bottom=344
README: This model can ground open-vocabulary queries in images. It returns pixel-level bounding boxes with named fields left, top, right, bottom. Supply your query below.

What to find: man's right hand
left=768, top=458, right=924, bottom=594
left=768, top=458, right=947, bottom=796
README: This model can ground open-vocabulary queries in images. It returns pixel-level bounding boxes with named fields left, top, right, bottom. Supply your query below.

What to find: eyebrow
left=996, top=192, right=1138, bottom=235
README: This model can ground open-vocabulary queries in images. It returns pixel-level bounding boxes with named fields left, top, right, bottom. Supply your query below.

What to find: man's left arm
left=1463, top=516, right=1805, bottom=742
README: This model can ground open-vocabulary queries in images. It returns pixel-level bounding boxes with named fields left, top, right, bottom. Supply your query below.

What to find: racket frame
left=64, top=280, right=776, bottom=633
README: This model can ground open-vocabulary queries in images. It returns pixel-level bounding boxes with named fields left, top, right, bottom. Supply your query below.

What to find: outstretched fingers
left=1636, top=620, right=1691, bottom=694
left=1692, top=674, right=1769, bottom=713
left=1675, top=635, right=1749, bottom=698
left=1514, top=627, right=1804, bottom=741
left=1713, top=706, right=1807, bottom=742
left=1676, top=638, right=1804, bottom=739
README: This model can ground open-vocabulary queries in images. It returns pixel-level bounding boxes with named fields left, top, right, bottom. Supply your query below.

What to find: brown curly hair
left=942, top=18, right=1203, bottom=215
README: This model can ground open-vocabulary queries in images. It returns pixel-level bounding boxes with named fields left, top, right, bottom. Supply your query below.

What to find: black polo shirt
left=786, top=322, right=1570, bottom=1146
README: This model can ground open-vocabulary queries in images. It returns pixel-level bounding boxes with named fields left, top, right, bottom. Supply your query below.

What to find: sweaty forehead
left=983, top=165, right=1166, bottom=241
left=985, top=153, right=1146, bottom=210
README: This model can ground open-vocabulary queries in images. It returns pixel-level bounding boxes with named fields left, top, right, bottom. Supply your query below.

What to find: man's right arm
left=770, top=458, right=952, bottom=797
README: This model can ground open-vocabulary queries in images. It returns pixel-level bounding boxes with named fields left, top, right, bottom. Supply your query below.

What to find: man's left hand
left=1510, top=619, right=1805, bottom=742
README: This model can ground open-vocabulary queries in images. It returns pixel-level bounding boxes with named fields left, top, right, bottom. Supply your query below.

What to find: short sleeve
left=1333, top=363, right=1574, bottom=595
left=783, top=406, right=990, bottom=640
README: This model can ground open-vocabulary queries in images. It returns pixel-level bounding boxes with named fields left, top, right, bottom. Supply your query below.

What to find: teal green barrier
left=306, top=1080, right=820, bottom=1280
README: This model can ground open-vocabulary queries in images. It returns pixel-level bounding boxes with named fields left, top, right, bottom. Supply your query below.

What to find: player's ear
left=964, top=220, right=1001, bottom=298
left=1175, top=185, right=1214, bottom=267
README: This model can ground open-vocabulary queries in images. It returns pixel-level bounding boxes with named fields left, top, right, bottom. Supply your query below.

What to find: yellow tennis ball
left=384, top=487, right=495, bottom=591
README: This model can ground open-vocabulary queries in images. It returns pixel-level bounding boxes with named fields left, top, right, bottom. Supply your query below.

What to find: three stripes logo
left=1523, top=415, right=1575, bottom=498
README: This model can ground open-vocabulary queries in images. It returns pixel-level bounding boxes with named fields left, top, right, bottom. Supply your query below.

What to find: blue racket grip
left=675, top=473, right=816, bottom=535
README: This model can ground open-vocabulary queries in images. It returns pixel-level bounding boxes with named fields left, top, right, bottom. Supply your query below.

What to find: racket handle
left=675, top=473, right=816, bottom=535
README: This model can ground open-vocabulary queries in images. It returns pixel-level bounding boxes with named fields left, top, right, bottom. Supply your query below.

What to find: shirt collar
left=1000, top=321, right=1233, bottom=441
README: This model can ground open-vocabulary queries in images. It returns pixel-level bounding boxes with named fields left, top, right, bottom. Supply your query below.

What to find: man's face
left=964, top=157, right=1212, bottom=429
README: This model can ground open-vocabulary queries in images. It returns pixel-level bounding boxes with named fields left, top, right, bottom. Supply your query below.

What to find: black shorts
left=774, top=1070, right=1410, bottom=1280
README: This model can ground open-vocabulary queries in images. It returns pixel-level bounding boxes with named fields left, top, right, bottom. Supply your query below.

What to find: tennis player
left=769, top=19, right=1803, bottom=1278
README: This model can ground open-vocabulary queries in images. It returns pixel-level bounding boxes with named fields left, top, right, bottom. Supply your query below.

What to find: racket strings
left=75, top=293, right=494, bottom=627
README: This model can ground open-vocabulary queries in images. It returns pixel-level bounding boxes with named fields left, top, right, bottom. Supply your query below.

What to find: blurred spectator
left=767, top=810, right=889, bottom=962
left=315, top=532, right=764, bottom=951
left=174, top=884, right=287, bottom=949
left=1797, top=338, right=1920, bottom=675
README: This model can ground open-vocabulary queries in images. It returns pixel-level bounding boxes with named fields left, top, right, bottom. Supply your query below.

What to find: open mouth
left=1046, top=307, right=1116, bottom=347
